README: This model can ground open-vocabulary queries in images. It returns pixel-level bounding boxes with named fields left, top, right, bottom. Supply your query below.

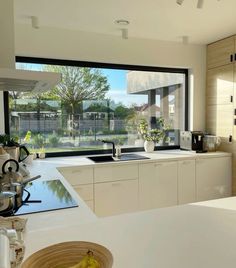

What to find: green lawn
left=31, top=146, right=104, bottom=153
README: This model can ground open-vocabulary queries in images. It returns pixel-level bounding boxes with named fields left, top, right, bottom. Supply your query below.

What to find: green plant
left=48, top=134, right=60, bottom=147
left=32, top=134, right=45, bottom=148
left=23, top=131, right=32, bottom=143
left=138, top=118, right=169, bottom=142
left=0, top=134, right=19, bottom=147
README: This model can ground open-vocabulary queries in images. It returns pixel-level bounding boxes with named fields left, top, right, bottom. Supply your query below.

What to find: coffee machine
left=180, top=131, right=205, bottom=152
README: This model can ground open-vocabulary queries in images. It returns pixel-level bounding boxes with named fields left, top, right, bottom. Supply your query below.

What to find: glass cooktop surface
left=5, top=179, right=78, bottom=216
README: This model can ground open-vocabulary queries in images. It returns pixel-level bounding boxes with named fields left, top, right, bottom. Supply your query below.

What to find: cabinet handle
left=196, top=160, right=204, bottom=164
left=111, top=182, right=121, bottom=187
left=235, top=54, right=236, bottom=61
left=181, top=161, right=190, bottom=165
left=154, top=163, right=163, bottom=167
left=229, top=135, right=232, bottom=142
left=230, top=95, right=233, bottom=103
left=231, top=54, right=233, bottom=62
left=71, top=170, right=81, bottom=174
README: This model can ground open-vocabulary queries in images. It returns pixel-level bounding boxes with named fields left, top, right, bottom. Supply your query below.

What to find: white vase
left=144, top=140, right=155, bottom=153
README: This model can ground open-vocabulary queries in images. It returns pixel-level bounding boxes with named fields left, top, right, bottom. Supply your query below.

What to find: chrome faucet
left=101, top=140, right=116, bottom=157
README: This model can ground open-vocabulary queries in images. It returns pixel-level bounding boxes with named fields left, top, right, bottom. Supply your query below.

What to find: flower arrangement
left=138, top=118, right=169, bottom=143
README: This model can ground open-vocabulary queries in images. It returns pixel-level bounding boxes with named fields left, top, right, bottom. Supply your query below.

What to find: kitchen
left=1, top=0, right=236, bottom=267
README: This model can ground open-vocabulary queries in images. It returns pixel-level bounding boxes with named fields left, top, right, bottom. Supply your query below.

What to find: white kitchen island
left=19, top=150, right=236, bottom=267
left=23, top=198, right=236, bottom=268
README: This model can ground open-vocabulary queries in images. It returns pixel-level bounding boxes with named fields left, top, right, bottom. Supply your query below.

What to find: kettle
left=1, top=159, right=24, bottom=184
left=4, top=145, right=30, bottom=163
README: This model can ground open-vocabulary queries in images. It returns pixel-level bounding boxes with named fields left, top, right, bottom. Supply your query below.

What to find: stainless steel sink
left=87, top=153, right=150, bottom=163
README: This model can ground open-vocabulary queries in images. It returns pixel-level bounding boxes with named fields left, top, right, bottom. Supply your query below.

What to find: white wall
left=0, top=0, right=15, bottom=133
left=15, top=24, right=206, bottom=131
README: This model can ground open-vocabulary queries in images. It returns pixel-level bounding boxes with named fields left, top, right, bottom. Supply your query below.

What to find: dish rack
left=0, top=216, right=27, bottom=268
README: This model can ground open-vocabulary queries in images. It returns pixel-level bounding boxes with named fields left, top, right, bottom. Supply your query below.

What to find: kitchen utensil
left=19, top=162, right=30, bottom=177
left=0, top=153, right=10, bottom=175
left=10, top=182, right=23, bottom=208
left=0, top=191, right=16, bottom=212
left=1, top=175, right=41, bottom=209
left=204, top=135, right=221, bottom=152
left=180, top=131, right=205, bottom=152
left=2, top=159, right=24, bottom=184
left=22, top=241, right=113, bottom=268
left=4, top=145, right=30, bottom=163
left=22, top=175, right=41, bottom=186
left=23, top=154, right=34, bottom=165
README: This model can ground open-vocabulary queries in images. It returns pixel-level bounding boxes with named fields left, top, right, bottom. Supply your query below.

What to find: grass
left=30, top=146, right=104, bottom=153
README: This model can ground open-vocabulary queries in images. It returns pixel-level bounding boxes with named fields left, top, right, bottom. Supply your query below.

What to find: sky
left=100, top=68, right=147, bottom=107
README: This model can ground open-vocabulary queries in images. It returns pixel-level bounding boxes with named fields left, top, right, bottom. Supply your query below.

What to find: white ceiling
left=14, top=0, right=236, bottom=45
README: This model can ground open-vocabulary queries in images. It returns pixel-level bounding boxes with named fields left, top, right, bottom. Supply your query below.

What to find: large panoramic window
left=6, top=58, right=188, bottom=155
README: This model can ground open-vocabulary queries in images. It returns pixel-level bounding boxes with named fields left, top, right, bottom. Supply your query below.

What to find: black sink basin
left=87, top=153, right=150, bottom=163
left=87, top=155, right=114, bottom=163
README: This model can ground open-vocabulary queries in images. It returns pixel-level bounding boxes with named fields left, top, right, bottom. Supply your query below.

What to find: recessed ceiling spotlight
left=176, top=0, right=184, bottom=5
left=115, top=19, right=130, bottom=26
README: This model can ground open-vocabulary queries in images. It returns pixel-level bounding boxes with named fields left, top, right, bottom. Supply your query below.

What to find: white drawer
left=59, top=167, right=93, bottom=185
left=74, top=184, right=93, bottom=201
left=94, top=179, right=138, bottom=216
left=94, top=163, right=138, bottom=183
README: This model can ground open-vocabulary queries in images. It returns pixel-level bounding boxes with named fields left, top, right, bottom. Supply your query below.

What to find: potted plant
left=23, top=131, right=37, bottom=163
left=138, top=118, right=169, bottom=153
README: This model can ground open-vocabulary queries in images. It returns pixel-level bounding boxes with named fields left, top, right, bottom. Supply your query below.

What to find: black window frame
left=4, top=56, right=189, bottom=157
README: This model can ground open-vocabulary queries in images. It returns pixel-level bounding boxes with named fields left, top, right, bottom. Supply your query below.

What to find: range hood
left=0, top=67, right=61, bottom=93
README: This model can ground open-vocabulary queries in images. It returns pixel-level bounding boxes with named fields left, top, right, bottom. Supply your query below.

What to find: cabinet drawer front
left=206, top=65, right=234, bottom=105
left=178, top=160, right=196, bottom=204
left=206, top=104, right=233, bottom=138
left=94, top=179, right=138, bottom=216
left=74, top=184, right=93, bottom=201
left=139, top=161, right=178, bottom=210
left=59, top=167, right=93, bottom=185
left=196, top=157, right=232, bottom=201
left=94, top=164, right=138, bottom=183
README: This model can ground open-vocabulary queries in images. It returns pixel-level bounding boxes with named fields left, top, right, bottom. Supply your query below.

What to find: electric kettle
left=203, top=135, right=221, bottom=152
left=4, top=145, right=30, bottom=163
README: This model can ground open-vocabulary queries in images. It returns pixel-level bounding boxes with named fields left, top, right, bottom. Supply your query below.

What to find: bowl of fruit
left=21, top=241, right=113, bottom=268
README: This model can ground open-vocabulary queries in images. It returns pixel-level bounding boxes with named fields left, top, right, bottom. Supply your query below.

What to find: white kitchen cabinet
left=178, top=160, right=196, bottom=204
left=59, top=167, right=94, bottom=211
left=94, top=163, right=138, bottom=183
left=73, top=184, right=93, bottom=201
left=94, top=179, right=138, bottom=217
left=58, top=166, right=93, bottom=185
left=196, top=157, right=232, bottom=201
left=84, top=200, right=94, bottom=211
left=139, top=161, right=178, bottom=210
left=207, top=36, right=235, bottom=69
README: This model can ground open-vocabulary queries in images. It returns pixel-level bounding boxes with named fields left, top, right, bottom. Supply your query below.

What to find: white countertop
left=19, top=150, right=235, bottom=267
left=31, top=149, right=231, bottom=170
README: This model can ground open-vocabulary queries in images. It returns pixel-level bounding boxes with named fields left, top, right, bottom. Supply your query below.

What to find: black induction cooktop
left=1, top=179, right=78, bottom=217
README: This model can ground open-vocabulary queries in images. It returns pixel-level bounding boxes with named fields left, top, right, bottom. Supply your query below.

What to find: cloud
left=106, top=89, right=147, bottom=107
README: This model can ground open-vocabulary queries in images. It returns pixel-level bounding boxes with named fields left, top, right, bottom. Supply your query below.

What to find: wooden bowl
left=21, top=241, right=113, bottom=268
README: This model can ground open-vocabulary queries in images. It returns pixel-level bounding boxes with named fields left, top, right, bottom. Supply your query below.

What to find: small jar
left=115, top=145, right=121, bottom=158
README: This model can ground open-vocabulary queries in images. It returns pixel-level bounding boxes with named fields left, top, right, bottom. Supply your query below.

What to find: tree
left=45, top=66, right=110, bottom=139
left=114, top=104, right=131, bottom=119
